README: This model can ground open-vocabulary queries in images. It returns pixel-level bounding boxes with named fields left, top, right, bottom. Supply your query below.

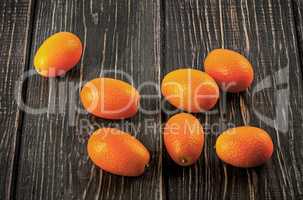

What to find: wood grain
left=0, top=0, right=35, bottom=199
left=163, top=0, right=303, bottom=199
left=0, top=0, right=302, bottom=199
left=293, top=0, right=303, bottom=68
left=15, top=0, right=163, bottom=199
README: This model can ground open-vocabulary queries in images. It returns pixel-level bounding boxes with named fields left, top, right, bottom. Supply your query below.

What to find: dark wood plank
left=293, top=0, right=303, bottom=67
left=16, top=0, right=163, bottom=199
left=163, top=0, right=303, bottom=199
left=0, top=0, right=35, bottom=199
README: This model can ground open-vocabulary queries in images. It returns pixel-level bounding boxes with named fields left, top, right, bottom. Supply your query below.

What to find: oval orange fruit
left=80, top=78, right=140, bottom=119
left=87, top=128, right=150, bottom=176
left=161, top=68, right=219, bottom=112
left=34, top=32, right=82, bottom=77
left=215, top=126, right=274, bottom=168
left=164, top=113, right=204, bottom=166
left=204, top=49, right=254, bottom=92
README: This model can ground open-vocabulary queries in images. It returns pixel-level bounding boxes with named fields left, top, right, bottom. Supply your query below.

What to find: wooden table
left=1, top=0, right=303, bottom=199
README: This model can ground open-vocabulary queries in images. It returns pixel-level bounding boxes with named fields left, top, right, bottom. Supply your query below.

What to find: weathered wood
left=0, top=0, right=302, bottom=199
left=163, top=0, right=303, bottom=199
left=16, top=0, right=163, bottom=199
left=293, top=0, right=303, bottom=67
left=0, top=0, right=35, bottom=199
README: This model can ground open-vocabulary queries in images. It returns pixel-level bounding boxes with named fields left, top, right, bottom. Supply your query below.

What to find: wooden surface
left=15, top=0, right=162, bottom=200
left=0, top=0, right=35, bottom=199
left=163, top=0, right=303, bottom=200
left=0, top=0, right=302, bottom=199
